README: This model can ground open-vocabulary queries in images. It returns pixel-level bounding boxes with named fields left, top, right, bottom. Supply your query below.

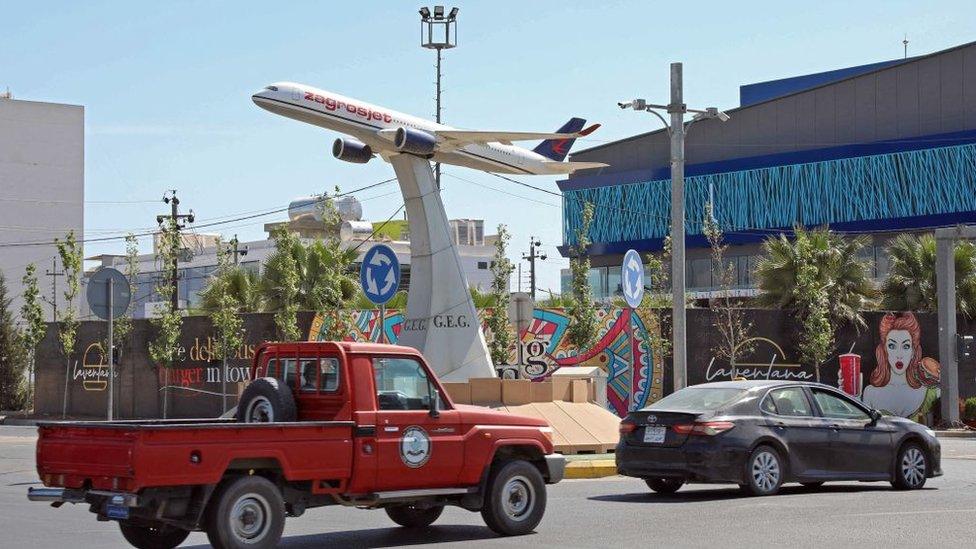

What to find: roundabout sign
left=360, top=244, right=400, bottom=305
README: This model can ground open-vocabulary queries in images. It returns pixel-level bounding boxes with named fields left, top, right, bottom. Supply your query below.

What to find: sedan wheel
left=644, top=478, right=684, bottom=494
left=892, top=443, right=928, bottom=490
left=743, top=445, right=784, bottom=496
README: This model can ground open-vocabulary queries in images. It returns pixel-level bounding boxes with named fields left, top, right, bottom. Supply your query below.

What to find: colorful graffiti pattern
left=309, top=307, right=663, bottom=416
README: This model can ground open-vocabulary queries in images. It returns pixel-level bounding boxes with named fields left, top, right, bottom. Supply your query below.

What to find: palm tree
left=200, top=266, right=264, bottom=313
left=755, top=226, right=876, bottom=330
left=262, top=237, right=359, bottom=312
left=880, top=233, right=976, bottom=317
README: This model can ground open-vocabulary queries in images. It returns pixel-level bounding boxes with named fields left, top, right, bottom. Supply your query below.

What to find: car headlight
left=924, top=428, right=936, bottom=439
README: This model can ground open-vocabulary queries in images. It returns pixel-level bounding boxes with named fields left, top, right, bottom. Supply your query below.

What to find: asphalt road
left=2, top=425, right=975, bottom=548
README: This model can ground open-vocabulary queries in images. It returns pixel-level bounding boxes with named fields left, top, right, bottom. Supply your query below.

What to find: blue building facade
left=561, top=41, right=976, bottom=299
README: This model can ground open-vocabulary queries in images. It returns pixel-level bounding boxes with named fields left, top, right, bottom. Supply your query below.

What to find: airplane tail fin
left=533, top=117, right=588, bottom=161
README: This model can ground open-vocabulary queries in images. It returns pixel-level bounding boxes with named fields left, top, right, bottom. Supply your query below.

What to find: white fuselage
left=252, top=82, right=561, bottom=175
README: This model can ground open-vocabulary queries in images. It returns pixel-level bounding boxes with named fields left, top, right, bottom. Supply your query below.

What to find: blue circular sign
left=621, top=249, right=645, bottom=309
left=360, top=244, right=400, bottom=304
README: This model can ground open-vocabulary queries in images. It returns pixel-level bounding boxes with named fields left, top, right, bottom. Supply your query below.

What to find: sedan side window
left=811, top=389, right=870, bottom=420
left=768, top=388, right=813, bottom=417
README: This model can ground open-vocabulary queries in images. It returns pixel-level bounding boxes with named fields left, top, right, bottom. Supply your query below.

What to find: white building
left=0, top=95, right=84, bottom=320
left=86, top=196, right=495, bottom=318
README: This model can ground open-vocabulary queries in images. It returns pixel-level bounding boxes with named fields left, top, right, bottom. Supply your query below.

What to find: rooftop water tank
left=288, top=195, right=363, bottom=223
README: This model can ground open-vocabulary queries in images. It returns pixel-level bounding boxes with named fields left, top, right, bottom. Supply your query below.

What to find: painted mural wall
left=33, top=309, right=975, bottom=422
left=310, top=307, right=665, bottom=416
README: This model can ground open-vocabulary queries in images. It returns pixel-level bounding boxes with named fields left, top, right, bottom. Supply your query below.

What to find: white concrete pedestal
left=390, top=155, right=495, bottom=381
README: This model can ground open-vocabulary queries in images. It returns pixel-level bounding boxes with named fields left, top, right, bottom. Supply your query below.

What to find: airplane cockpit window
left=265, top=86, right=279, bottom=91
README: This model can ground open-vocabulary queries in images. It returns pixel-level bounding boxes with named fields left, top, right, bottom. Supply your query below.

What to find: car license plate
left=106, top=503, right=129, bottom=520
left=643, top=425, right=666, bottom=444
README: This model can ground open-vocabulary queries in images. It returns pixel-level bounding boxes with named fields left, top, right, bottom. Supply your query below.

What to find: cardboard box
left=570, top=379, right=589, bottom=403
left=551, top=377, right=572, bottom=401
left=530, top=381, right=554, bottom=402
left=501, top=379, right=532, bottom=405
left=469, top=377, right=502, bottom=404
left=442, top=382, right=471, bottom=405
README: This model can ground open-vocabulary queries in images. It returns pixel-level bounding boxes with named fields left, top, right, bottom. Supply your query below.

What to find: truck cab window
left=372, top=357, right=440, bottom=411
left=299, top=359, right=317, bottom=392
left=318, top=357, right=340, bottom=392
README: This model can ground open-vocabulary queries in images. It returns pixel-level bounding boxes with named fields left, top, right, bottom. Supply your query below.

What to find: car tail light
left=672, top=421, right=735, bottom=436
left=619, top=421, right=637, bottom=435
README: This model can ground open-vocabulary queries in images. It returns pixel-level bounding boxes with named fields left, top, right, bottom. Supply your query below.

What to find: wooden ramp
left=443, top=377, right=621, bottom=455
left=492, top=401, right=621, bottom=455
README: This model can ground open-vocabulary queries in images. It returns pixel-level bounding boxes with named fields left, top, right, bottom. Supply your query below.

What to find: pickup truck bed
left=37, top=419, right=354, bottom=493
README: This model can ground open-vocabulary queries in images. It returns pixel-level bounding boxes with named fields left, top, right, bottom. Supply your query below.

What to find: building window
left=477, top=261, right=488, bottom=270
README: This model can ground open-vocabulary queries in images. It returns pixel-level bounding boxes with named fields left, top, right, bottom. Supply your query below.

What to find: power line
left=0, top=178, right=399, bottom=249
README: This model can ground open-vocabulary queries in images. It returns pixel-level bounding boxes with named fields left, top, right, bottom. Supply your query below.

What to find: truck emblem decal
left=400, top=426, right=431, bottom=468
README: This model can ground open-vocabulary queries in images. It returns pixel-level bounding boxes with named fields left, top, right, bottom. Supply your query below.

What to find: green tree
left=566, top=202, right=598, bottom=351
left=756, top=226, right=875, bottom=331
left=880, top=233, right=976, bottom=317
left=702, top=205, right=753, bottom=378
left=210, top=238, right=246, bottom=414
left=200, top=266, right=264, bottom=313
left=484, top=224, right=515, bottom=366
left=148, top=218, right=184, bottom=418
left=110, top=234, right=140, bottom=359
left=55, top=231, right=82, bottom=417
left=793, top=256, right=833, bottom=382
left=264, top=225, right=302, bottom=341
left=20, top=264, right=46, bottom=411
left=755, top=227, right=873, bottom=381
left=0, top=274, right=28, bottom=410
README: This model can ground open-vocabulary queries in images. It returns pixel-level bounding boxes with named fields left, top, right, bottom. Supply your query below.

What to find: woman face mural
left=861, top=312, right=940, bottom=419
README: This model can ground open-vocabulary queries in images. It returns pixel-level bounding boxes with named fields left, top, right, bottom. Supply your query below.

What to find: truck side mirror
left=429, top=388, right=440, bottom=418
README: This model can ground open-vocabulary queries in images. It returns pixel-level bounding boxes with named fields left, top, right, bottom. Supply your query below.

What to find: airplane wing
left=435, top=129, right=587, bottom=146
left=543, top=160, right=609, bottom=174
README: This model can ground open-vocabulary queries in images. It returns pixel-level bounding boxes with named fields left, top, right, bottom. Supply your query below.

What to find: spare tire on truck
left=236, top=377, right=297, bottom=423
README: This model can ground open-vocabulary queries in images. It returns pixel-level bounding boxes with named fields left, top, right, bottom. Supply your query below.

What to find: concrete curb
left=564, top=459, right=618, bottom=479
left=935, top=430, right=976, bottom=439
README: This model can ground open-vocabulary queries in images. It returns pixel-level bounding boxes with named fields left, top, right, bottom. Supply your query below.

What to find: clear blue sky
left=3, top=1, right=975, bottom=293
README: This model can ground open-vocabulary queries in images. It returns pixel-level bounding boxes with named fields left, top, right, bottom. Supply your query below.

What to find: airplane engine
left=394, top=127, right=437, bottom=156
left=332, top=138, right=373, bottom=164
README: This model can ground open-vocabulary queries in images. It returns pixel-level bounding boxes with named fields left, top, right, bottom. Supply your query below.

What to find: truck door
left=371, top=356, right=463, bottom=491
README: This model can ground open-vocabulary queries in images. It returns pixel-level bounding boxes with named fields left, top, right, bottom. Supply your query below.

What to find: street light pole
left=617, top=62, right=730, bottom=392
left=668, top=63, right=688, bottom=391
left=419, top=6, right=459, bottom=189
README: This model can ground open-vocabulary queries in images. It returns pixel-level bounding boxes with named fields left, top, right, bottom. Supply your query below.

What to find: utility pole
left=617, top=62, right=731, bottom=391
left=43, top=257, right=64, bottom=322
left=522, top=237, right=547, bottom=300
left=419, top=5, right=459, bottom=189
left=229, top=234, right=248, bottom=265
left=155, top=191, right=195, bottom=312
left=668, top=64, right=688, bottom=392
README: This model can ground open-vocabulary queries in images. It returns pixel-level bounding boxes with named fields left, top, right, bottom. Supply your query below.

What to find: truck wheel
left=236, top=377, right=297, bottom=423
left=205, top=476, right=286, bottom=549
left=481, top=460, right=547, bottom=536
left=385, top=504, right=444, bottom=528
left=118, top=522, right=190, bottom=549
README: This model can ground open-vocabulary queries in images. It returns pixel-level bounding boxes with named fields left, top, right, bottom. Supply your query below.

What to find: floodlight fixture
left=434, top=5, right=444, bottom=18
left=419, top=7, right=430, bottom=18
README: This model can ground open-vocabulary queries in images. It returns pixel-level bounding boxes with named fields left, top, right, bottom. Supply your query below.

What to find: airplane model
left=252, top=82, right=607, bottom=175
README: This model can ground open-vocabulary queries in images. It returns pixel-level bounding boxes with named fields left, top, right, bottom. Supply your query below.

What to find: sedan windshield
left=646, top=387, right=747, bottom=411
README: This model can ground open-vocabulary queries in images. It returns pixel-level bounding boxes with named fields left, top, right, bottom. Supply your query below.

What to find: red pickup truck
left=28, top=342, right=564, bottom=549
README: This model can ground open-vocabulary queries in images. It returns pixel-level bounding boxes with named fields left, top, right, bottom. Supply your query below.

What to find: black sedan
left=616, top=380, right=942, bottom=496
